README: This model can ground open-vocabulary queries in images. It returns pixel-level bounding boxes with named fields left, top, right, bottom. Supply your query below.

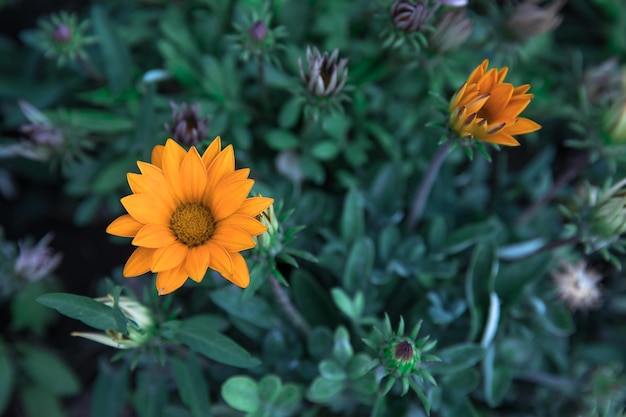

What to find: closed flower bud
left=589, top=182, right=626, bottom=240
left=72, top=296, right=155, bottom=349
left=164, top=101, right=210, bottom=146
left=604, top=99, right=626, bottom=144
left=390, top=0, right=436, bottom=33
left=14, top=233, right=62, bottom=282
left=249, top=20, right=268, bottom=43
left=429, top=8, right=473, bottom=52
left=53, top=24, right=72, bottom=43
left=552, top=261, right=602, bottom=311
left=504, top=0, right=565, bottom=42
left=298, top=46, right=348, bottom=97
left=29, top=11, right=96, bottom=66
left=583, top=58, right=624, bottom=105
left=383, top=337, right=419, bottom=377
left=256, top=198, right=281, bottom=256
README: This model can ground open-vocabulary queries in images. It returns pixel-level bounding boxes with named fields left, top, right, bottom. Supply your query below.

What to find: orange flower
left=106, top=137, right=273, bottom=295
left=448, top=59, right=541, bottom=146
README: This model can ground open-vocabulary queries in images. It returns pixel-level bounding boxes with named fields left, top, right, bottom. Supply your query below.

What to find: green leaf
left=175, top=319, right=261, bottom=368
left=133, top=369, right=167, bottom=417
left=91, top=4, right=132, bottom=94
left=306, top=377, right=344, bottom=402
left=495, top=253, right=551, bottom=309
left=343, top=237, right=375, bottom=294
left=37, top=293, right=118, bottom=331
left=300, top=154, right=326, bottom=184
left=347, top=354, right=374, bottom=379
left=332, top=326, right=354, bottom=366
left=92, top=156, right=136, bottom=194
left=258, top=375, right=282, bottom=405
left=171, top=354, right=212, bottom=417
left=53, top=108, right=134, bottom=133
left=18, top=344, right=80, bottom=396
left=273, top=383, right=303, bottom=411
left=221, top=376, right=260, bottom=413
left=157, top=40, right=200, bottom=87
left=442, top=218, right=503, bottom=255
left=322, top=112, right=350, bottom=142
left=364, top=122, right=399, bottom=160
left=482, top=345, right=513, bottom=407
left=331, top=288, right=355, bottom=319
left=0, top=341, right=15, bottom=416
left=307, top=327, right=334, bottom=360
left=19, top=386, right=64, bottom=417
left=431, top=343, right=485, bottom=375
left=292, top=270, right=338, bottom=327
left=311, top=140, right=341, bottom=161
left=92, top=360, right=129, bottom=417
left=266, top=129, right=300, bottom=151
left=465, top=242, right=499, bottom=342
left=319, top=359, right=347, bottom=381
left=340, top=188, right=365, bottom=245
left=159, top=6, right=200, bottom=59
left=10, top=280, right=59, bottom=336
left=278, top=96, right=304, bottom=129
left=209, top=286, right=278, bottom=329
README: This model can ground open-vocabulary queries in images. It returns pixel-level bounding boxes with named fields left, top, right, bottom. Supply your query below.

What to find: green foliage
left=2, top=0, right=626, bottom=416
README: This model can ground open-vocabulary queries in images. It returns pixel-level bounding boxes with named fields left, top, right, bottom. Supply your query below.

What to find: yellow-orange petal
left=205, top=145, right=235, bottom=196
left=478, top=67, right=499, bottom=93
left=210, top=179, right=254, bottom=221
left=132, top=224, right=177, bottom=248
left=206, top=241, right=233, bottom=275
left=235, top=196, right=274, bottom=217
left=220, top=214, right=268, bottom=237
left=505, top=117, right=542, bottom=135
left=162, top=139, right=186, bottom=201
left=156, top=264, right=188, bottom=295
left=107, top=214, right=143, bottom=237
left=151, top=145, right=165, bottom=169
left=219, top=251, right=250, bottom=288
left=180, top=146, right=207, bottom=203
left=123, top=247, right=153, bottom=277
left=184, top=245, right=211, bottom=282
left=201, top=136, right=222, bottom=167
left=121, top=194, right=172, bottom=226
left=481, top=132, right=520, bottom=146
left=467, top=59, right=489, bottom=84
left=127, top=173, right=146, bottom=194
left=220, top=168, right=251, bottom=186
left=152, top=242, right=188, bottom=272
left=481, top=83, right=514, bottom=122
left=211, top=224, right=255, bottom=252
left=129, top=170, right=178, bottom=212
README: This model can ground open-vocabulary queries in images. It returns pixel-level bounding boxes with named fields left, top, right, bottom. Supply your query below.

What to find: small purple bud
left=249, top=20, right=268, bottom=42
left=53, top=24, right=72, bottom=43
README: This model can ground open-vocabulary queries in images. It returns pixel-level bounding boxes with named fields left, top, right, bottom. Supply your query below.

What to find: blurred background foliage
left=2, top=0, right=626, bottom=416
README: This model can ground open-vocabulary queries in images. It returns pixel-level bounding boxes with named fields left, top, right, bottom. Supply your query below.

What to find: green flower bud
left=588, top=178, right=626, bottom=242
left=72, top=296, right=155, bottom=349
left=382, top=337, right=419, bottom=377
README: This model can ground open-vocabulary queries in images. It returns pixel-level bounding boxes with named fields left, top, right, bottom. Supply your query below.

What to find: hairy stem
left=269, top=274, right=310, bottom=336
left=407, top=140, right=451, bottom=231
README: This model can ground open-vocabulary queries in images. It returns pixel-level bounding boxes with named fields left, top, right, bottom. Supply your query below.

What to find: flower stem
left=269, top=274, right=310, bottom=336
left=407, top=140, right=451, bottom=231
left=516, top=152, right=589, bottom=226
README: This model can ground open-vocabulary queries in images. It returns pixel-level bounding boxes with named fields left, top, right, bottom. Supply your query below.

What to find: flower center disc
left=170, top=203, right=215, bottom=247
